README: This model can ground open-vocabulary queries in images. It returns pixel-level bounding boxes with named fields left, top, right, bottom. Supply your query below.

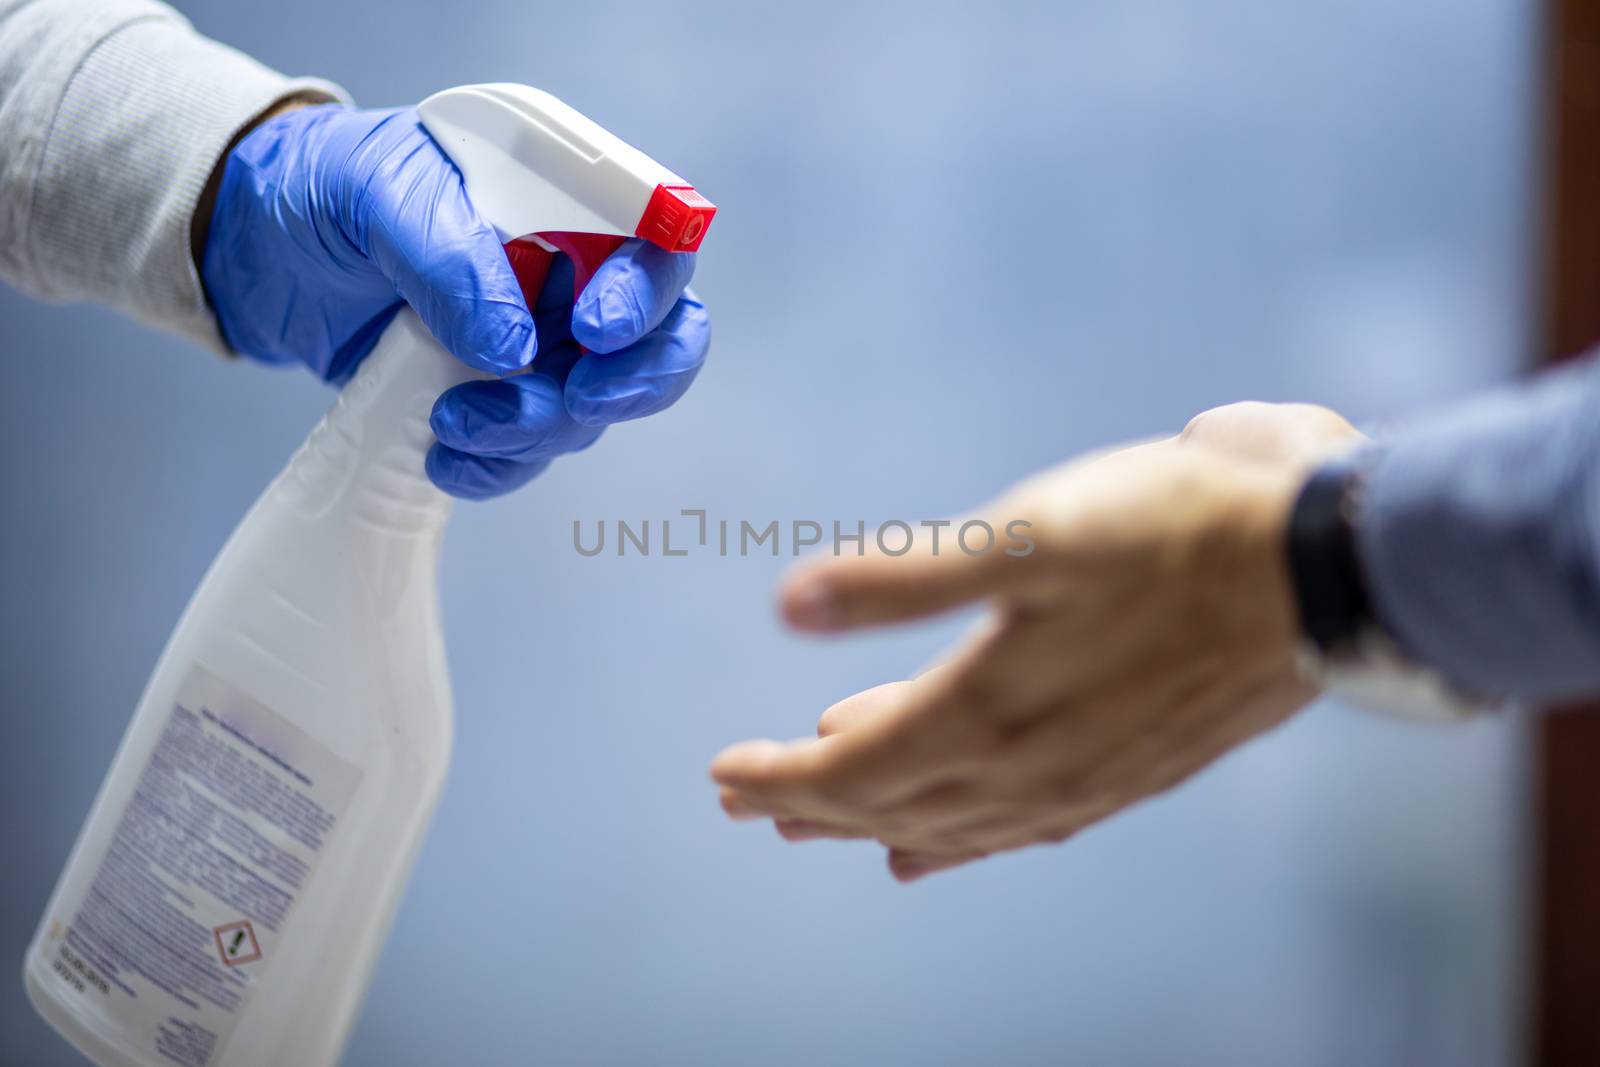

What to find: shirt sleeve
left=1353, top=350, right=1600, bottom=702
left=0, top=0, right=348, bottom=350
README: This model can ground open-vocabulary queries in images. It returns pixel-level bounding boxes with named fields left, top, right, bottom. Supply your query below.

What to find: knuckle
left=1178, top=411, right=1211, bottom=442
left=1178, top=407, right=1220, bottom=443
left=1181, top=401, right=1270, bottom=442
left=816, top=706, right=845, bottom=737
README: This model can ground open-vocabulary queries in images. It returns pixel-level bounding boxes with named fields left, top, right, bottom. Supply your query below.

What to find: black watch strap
left=1286, top=458, right=1374, bottom=653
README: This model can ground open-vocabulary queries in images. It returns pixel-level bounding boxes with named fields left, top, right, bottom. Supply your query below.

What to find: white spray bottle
left=22, top=84, right=715, bottom=1067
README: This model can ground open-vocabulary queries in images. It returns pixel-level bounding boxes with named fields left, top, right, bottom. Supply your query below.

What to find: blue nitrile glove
left=200, top=104, right=709, bottom=499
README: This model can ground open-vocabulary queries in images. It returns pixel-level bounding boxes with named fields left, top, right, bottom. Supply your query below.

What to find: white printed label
left=46, top=668, right=361, bottom=1067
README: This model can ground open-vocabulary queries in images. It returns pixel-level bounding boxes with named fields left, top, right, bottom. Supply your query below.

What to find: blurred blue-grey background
left=0, top=0, right=1538, bottom=1063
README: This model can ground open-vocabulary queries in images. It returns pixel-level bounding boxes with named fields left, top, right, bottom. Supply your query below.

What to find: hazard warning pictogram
left=213, top=920, right=262, bottom=967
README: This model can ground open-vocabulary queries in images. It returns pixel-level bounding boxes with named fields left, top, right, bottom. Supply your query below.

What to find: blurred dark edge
left=1537, top=0, right=1600, bottom=1062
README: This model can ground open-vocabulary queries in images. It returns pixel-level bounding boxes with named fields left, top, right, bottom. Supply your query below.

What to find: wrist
left=1194, top=454, right=1316, bottom=693
left=190, top=94, right=327, bottom=289
left=1244, top=468, right=1317, bottom=687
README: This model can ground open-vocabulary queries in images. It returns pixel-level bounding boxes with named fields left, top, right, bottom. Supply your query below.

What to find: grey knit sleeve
left=0, top=0, right=348, bottom=350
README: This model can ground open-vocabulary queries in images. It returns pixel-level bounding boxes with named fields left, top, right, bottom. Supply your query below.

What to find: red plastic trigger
left=503, top=239, right=556, bottom=308
left=503, top=233, right=629, bottom=353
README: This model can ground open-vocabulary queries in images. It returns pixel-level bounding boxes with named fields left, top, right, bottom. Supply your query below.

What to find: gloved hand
left=200, top=104, right=709, bottom=499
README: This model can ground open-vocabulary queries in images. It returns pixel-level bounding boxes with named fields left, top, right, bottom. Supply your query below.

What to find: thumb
left=362, top=119, right=537, bottom=375
left=780, top=515, right=1038, bottom=632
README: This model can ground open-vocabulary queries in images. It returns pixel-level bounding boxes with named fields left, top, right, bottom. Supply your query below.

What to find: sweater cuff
left=28, top=9, right=348, bottom=352
left=1354, top=355, right=1600, bottom=702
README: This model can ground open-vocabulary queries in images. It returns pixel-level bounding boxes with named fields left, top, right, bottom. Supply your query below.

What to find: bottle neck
left=277, top=308, right=483, bottom=533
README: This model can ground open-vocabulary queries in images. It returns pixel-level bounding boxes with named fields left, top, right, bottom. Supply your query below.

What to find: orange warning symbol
left=213, top=920, right=261, bottom=967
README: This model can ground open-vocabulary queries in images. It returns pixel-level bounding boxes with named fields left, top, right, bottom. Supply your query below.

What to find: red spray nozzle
left=636, top=184, right=718, bottom=253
